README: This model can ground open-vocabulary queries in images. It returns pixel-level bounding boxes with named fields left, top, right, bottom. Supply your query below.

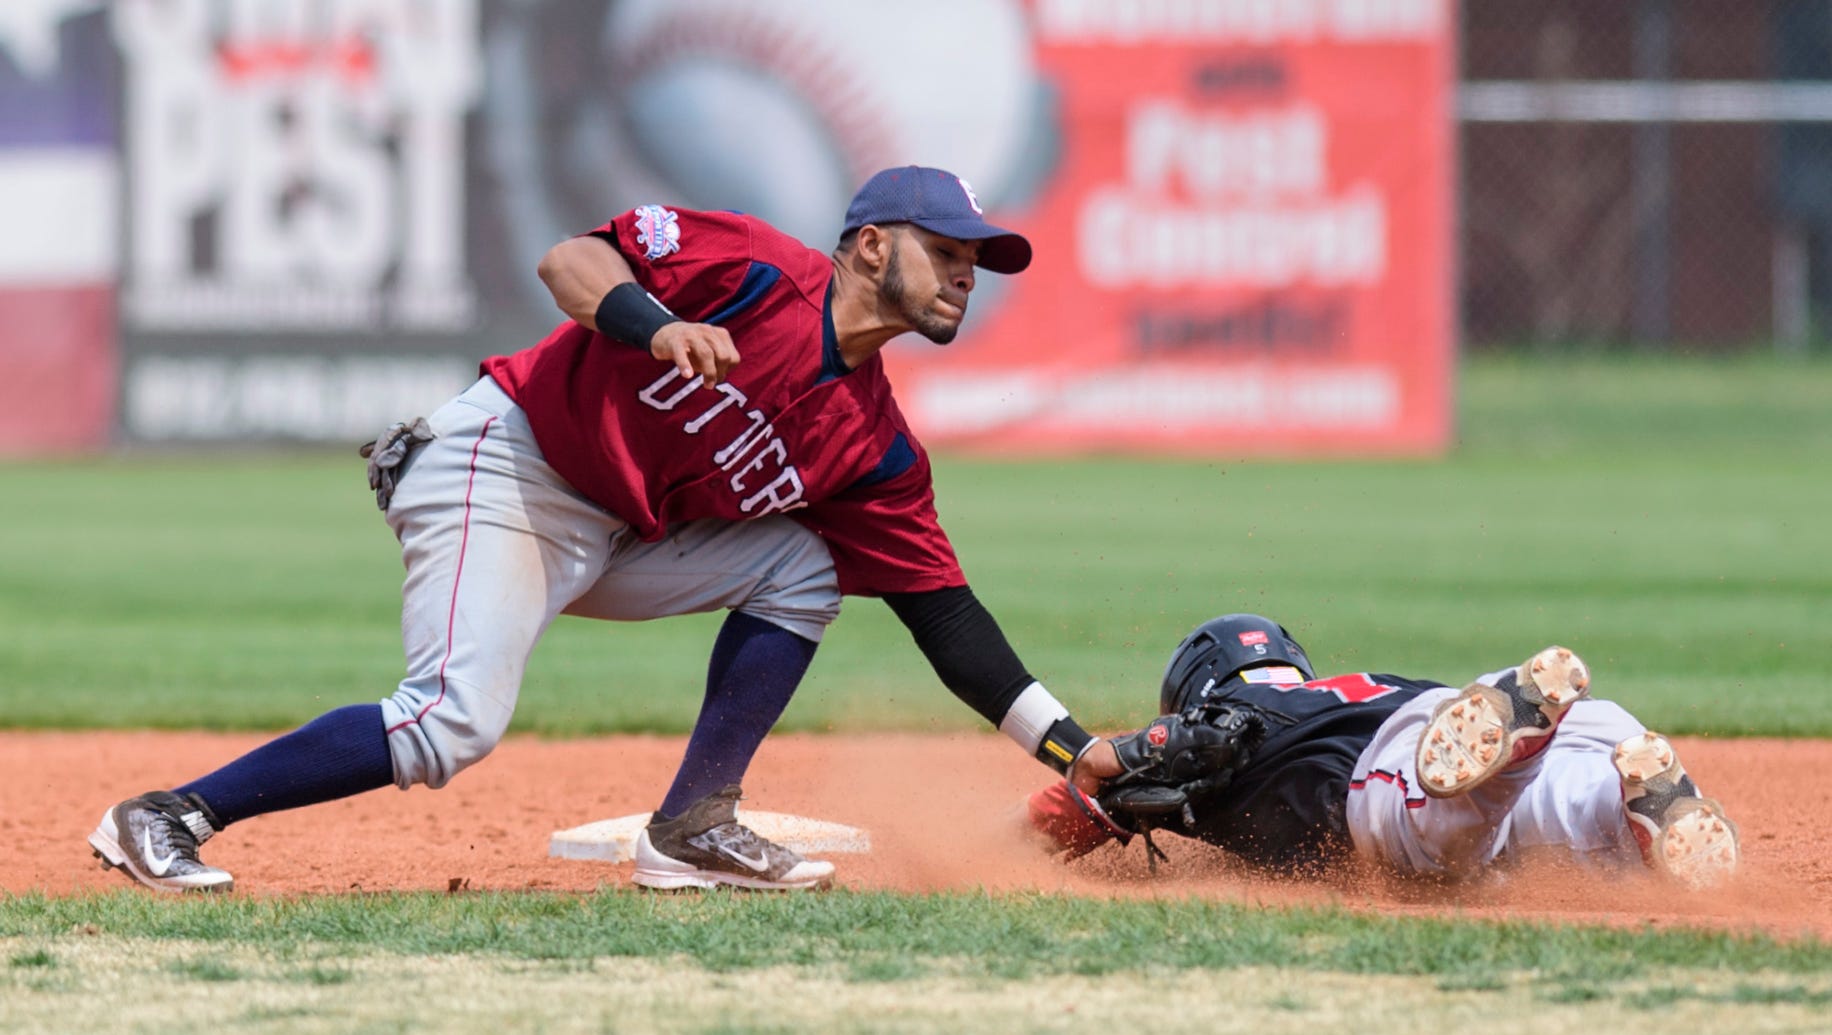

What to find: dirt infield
left=7, top=731, right=1826, bottom=939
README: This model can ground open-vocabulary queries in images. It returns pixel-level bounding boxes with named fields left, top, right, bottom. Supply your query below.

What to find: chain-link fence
left=1460, top=0, right=1829, bottom=353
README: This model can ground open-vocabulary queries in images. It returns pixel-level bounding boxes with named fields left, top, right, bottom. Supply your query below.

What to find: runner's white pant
left=377, top=377, right=840, bottom=789
left=1346, top=678, right=1648, bottom=879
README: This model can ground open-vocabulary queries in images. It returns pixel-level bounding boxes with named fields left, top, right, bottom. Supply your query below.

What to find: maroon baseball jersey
left=482, top=205, right=964, bottom=596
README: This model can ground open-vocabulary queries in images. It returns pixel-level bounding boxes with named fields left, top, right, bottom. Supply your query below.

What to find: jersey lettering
left=729, top=435, right=787, bottom=492
left=636, top=367, right=806, bottom=516
left=714, top=415, right=770, bottom=465
left=1277, top=673, right=1402, bottom=704
left=637, top=369, right=701, bottom=411
left=684, top=383, right=749, bottom=433
left=740, top=467, right=806, bottom=514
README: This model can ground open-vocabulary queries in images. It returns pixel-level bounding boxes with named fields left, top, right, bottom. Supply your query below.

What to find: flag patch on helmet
left=1241, top=666, right=1306, bottom=685
left=634, top=205, right=682, bottom=260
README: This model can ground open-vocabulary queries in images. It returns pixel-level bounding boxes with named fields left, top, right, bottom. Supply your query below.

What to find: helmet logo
left=1239, top=631, right=1269, bottom=646
left=1147, top=722, right=1169, bottom=746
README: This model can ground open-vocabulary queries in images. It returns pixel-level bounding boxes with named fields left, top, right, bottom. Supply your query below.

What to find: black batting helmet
left=1159, top=613, right=1315, bottom=715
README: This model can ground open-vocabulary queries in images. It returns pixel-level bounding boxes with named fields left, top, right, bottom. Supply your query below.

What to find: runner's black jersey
left=1172, top=672, right=1448, bottom=873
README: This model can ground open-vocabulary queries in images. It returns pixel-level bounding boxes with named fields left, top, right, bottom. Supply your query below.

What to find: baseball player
left=90, top=166, right=1126, bottom=893
left=1027, top=614, right=1741, bottom=890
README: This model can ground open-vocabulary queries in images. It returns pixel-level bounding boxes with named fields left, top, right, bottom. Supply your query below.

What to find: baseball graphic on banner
left=604, top=0, right=1038, bottom=248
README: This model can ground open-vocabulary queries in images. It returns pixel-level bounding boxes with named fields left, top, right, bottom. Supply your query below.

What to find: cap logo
left=634, top=205, right=681, bottom=260
left=1238, top=631, right=1269, bottom=646
left=957, top=176, right=983, bottom=215
left=1147, top=722, right=1169, bottom=746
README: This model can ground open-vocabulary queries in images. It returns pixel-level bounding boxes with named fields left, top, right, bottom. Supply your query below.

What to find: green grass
left=3, top=889, right=1827, bottom=977
left=1, top=353, right=1827, bottom=735
left=11, top=898, right=1826, bottom=1035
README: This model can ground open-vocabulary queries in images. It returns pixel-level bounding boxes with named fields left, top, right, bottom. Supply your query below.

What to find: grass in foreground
left=4, top=890, right=1830, bottom=1034
left=3, top=888, right=1828, bottom=976
left=7, top=943, right=1831, bottom=1035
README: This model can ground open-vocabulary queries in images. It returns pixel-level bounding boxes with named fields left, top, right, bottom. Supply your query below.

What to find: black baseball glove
left=1097, top=702, right=1264, bottom=839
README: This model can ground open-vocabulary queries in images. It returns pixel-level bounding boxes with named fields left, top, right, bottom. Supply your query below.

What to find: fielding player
left=90, top=166, right=1125, bottom=893
left=1027, top=614, right=1741, bottom=890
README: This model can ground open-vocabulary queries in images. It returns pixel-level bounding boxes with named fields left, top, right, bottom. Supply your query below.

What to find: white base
left=550, top=810, right=871, bottom=864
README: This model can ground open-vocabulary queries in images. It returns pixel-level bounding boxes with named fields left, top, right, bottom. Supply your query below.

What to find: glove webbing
left=1139, top=827, right=1171, bottom=876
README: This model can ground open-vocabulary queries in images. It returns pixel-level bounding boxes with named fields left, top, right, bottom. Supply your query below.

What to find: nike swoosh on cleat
left=719, top=846, right=770, bottom=872
left=141, top=829, right=181, bottom=877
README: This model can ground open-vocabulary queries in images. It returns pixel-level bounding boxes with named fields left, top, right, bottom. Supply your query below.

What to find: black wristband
left=594, top=282, right=681, bottom=348
left=1037, top=716, right=1094, bottom=775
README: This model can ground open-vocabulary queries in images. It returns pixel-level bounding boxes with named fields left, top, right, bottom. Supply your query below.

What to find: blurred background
left=5, top=0, right=1827, bottom=457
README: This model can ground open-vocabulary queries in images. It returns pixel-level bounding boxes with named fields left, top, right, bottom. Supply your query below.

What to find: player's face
left=881, top=227, right=979, bottom=345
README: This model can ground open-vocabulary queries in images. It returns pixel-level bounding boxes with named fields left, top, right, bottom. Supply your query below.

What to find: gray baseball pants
left=377, top=376, right=840, bottom=789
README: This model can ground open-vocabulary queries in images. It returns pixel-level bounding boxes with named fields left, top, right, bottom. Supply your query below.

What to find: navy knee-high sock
left=177, top=703, right=396, bottom=827
left=657, top=611, right=819, bottom=818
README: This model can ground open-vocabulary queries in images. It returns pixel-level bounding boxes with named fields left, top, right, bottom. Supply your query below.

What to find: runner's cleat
left=1416, top=646, right=1591, bottom=798
left=1615, top=731, right=1739, bottom=889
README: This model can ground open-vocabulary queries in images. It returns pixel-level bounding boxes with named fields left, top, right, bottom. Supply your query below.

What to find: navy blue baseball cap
left=842, top=166, right=1032, bottom=274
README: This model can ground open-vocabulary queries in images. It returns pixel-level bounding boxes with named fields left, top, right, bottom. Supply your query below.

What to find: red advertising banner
left=2, top=0, right=1450, bottom=453
left=886, top=0, right=1455, bottom=455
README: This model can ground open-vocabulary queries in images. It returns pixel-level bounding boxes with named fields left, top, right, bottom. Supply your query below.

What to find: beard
left=881, top=240, right=962, bottom=345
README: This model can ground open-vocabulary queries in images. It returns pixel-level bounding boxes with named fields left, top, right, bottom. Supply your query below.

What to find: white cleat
left=1416, top=646, right=1591, bottom=799
left=88, top=791, right=234, bottom=893
left=630, top=785, right=834, bottom=892
left=1615, top=731, right=1739, bottom=890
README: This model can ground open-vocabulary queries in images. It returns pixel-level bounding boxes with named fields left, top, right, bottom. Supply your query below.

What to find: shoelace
left=150, top=805, right=205, bottom=862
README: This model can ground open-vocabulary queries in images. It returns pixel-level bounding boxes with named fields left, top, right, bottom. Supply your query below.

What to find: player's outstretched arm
left=882, top=586, right=1119, bottom=787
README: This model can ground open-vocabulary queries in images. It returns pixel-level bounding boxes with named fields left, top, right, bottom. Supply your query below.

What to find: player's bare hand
left=652, top=322, right=739, bottom=388
left=1069, top=739, right=1123, bottom=797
